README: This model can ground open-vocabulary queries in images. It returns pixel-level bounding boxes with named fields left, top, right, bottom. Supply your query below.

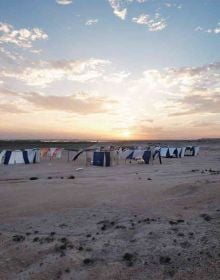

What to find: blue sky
left=0, top=0, right=219, bottom=139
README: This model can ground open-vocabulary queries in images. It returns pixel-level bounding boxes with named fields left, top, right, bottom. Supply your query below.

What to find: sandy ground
left=0, top=143, right=220, bottom=280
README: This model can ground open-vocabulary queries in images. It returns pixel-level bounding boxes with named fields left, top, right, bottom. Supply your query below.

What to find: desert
left=0, top=140, right=220, bottom=280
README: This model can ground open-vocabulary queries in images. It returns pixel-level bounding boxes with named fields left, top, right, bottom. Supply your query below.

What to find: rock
left=176, top=219, right=185, bottom=223
left=29, top=177, right=38, bottom=180
left=169, top=221, right=177, bottom=225
left=68, top=175, right=75, bottom=179
left=12, top=235, right=25, bottom=242
left=83, top=258, right=94, bottom=265
left=159, top=256, right=171, bottom=265
left=200, top=213, right=212, bottom=221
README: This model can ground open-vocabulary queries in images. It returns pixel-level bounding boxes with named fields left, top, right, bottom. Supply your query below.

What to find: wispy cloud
left=56, top=0, right=72, bottom=5
left=108, top=0, right=127, bottom=20
left=85, top=19, right=99, bottom=26
left=0, top=88, right=117, bottom=115
left=132, top=13, right=167, bottom=31
left=0, top=58, right=111, bottom=87
left=195, top=23, right=220, bottom=34
left=0, top=22, right=48, bottom=48
left=206, top=23, right=220, bottom=34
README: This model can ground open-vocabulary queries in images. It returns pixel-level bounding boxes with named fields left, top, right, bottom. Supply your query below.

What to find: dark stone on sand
left=86, top=234, right=91, bottom=238
left=147, top=178, right=152, bottom=180
left=123, top=253, right=135, bottom=266
left=83, top=258, right=94, bottom=265
left=68, top=175, right=75, bottom=179
left=78, top=246, right=83, bottom=251
left=12, top=235, right=25, bottom=242
left=159, top=256, right=171, bottom=265
left=65, top=268, right=70, bottom=273
left=60, top=177, right=64, bottom=179
left=34, top=231, right=39, bottom=234
left=101, top=225, right=106, bottom=231
left=59, top=223, right=67, bottom=228
left=50, top=232, right=56, bottom=236
left=200, top=213, right=212, bottom=221
left=29, top=177, right=38, bottom=180
left=123, top=253, right=132, bottom=261
left=47, top=176, right=52, bottom=179
left=176, top=219, right=185, bottom=223
left=60, top=237, right=68, bottom=243
left=33, top=237, right=40, bottom=242
left=177, top=233, right=184, bottom=237
left=25, top=232, right=31, bottom=236
left=169, top=221, right=177, bottom=225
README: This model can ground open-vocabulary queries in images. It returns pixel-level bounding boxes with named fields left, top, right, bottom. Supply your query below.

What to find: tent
left=160, top=147, right=168, bottom=157
left=93, top=151, right=111, bottom=167
left=0, top=150, right=6, bottom=164
left=3, top=149, right=40, bottom=165
left=184, top=146, right=199, bottom=156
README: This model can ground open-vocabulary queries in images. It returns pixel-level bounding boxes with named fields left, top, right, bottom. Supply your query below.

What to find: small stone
left=30, top=177, right=38, bottom=180
left=83, top=258, right=93, bottom=265
left=159, top=256, right=171, bottom=264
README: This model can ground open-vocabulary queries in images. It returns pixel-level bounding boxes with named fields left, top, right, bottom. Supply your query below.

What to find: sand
left=0, top=142, right=220, bottom=280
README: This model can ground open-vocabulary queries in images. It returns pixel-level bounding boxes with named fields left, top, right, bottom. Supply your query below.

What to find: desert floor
left=0, top=144, right=220, bottom=280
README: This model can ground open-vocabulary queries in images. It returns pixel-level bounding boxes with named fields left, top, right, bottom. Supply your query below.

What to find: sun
left=121, top=130, right=131, bottom=139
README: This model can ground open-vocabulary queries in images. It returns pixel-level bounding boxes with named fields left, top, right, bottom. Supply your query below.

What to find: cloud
left=132, top=13, right=167, bottom=31
left=206, top=23, right=220, bottom=34
left=195, top=26, right=203, bottom=32
left=0, top=103, right=27, bottom=114
left=85, top=19, right=99, bottom=26
left=0, top=88, right=117, bottom=115
left=0, top=58, right=111, bottom=87
left=0, top=22, right=48, bottom=49
left=195, top=23, right=220, bottom=34
left=165, top=2, right=182, bottom=9
left=170, top=94, right=220, bottom=116
left=56, top=0, right=72, bottom=5
left=104, top=71, right=130, bottom=83
left=108, top=0, right=127, bottom=20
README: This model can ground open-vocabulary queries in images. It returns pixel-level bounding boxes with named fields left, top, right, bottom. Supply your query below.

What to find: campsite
left=0, top=139, right=220, bottom=280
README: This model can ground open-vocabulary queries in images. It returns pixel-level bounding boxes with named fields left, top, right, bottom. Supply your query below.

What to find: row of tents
left=0, top=146, right=199, bottom=166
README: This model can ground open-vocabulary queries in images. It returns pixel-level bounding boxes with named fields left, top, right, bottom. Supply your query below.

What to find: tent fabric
left=126, top=151, right=134, bottom=160
left=153, top=149, right=162, bottom=164
left=167, top=148, right=176, bottom=158
left=93, top=152, right=105, bottom=166
left=142, top=151, right=151, bottom=164
left=132, top=150, right=145, bottom=159
left=0, top=150, right=6, bottom=164
left=193, top=146, right=200, bottom=156
left=93, top=151, right=111, bottom=167
left=3, top=149, right=40, bottom=165
left=104, top=152, right=111, bottom=167
left=160, top=147, right=168, bottom=157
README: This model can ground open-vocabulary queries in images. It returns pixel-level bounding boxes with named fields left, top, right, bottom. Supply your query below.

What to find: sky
left=0, top=0, right=219, bottom=140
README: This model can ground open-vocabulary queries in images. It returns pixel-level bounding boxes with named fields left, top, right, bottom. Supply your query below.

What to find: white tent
left=0, top=150, right=6, bottom=164
left=160, top=147, right=168, bottom=157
